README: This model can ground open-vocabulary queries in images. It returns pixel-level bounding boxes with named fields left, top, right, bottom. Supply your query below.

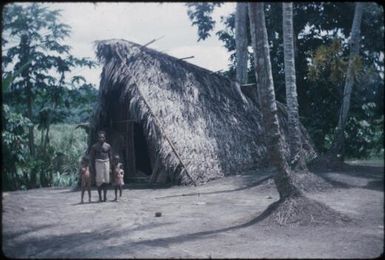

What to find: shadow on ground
left=312, top=165, right=384, bottom=191
left=3, top=204, right=278, bottom=258
left=155, top=175, right=274, bottom=200
left=3, top=221, right=176, bottom=258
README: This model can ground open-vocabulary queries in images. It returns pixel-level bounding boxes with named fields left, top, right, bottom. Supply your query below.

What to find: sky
left=39, top=2, right=236, bottom=88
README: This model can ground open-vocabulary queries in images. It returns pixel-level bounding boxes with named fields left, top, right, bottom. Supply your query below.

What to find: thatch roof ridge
left=95, top=39, right=228, bottom=81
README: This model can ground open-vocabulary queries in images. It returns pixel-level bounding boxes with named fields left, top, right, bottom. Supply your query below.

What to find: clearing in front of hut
left=2, top=162, right=383, bottom=258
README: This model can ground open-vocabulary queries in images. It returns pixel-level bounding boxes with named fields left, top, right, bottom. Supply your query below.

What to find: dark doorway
left=134, top=123, right=152, bottom=176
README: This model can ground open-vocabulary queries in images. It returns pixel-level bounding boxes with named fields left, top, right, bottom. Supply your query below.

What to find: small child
left=112, top=155, right=124, bottom=201
left=80, top=156, right=91, bottom=203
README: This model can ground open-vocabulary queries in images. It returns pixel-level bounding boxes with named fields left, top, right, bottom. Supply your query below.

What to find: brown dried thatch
left=89, top=39, right=316, bottom=186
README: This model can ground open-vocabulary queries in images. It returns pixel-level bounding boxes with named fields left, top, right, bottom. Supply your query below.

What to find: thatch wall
left=90, top=39, right=316, bottom=185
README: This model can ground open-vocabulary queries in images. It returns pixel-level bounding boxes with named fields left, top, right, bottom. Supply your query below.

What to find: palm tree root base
left=263, top=195, right=351, bottom=226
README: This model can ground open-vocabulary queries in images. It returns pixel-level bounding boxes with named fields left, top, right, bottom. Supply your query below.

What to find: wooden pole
left=142, top=35, right=165, bottom=48
left=179, top=56, right=194, bottom=60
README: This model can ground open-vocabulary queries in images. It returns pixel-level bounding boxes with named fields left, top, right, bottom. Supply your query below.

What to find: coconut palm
left=248, top=2, right=347, bottom=225
left=235, top=2, right=248, bottom=85
left=249, top=2, right=300, bottom=198
left=282, top=3, right=307, bottom=170
left=328, top=2, right=365, bottom=162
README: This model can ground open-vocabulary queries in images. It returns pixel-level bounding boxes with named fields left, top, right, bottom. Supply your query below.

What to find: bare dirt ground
left=2, top=162, right=384, bottom=258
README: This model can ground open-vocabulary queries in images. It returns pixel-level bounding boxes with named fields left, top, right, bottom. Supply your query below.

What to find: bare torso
left=91, top=142, right=111, bottom=160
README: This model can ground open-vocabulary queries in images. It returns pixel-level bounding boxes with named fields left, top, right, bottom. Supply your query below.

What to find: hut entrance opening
left=133, top=122, right=152, bottom=176
left=108, top=88, right=152, bottom=183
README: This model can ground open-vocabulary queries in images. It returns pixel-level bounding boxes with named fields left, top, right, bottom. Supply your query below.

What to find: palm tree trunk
left=247, top=4, right=348, bottom=227
left=235, top=2, right=248, bottom=85
left=282, top=2, right=306, bottom=170
left=329, top=2, right=364, bottom=161
left=248, top=4, right=260, bottom=105
left=249, top=2, right=301, bottom=199
left=27, top=80, right=35, bottom=156
left=20, top=33, right=35, bottom=157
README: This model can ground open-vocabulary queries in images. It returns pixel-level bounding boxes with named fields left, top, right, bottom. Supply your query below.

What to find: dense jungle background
left=2, top=2, right=383, bottom=191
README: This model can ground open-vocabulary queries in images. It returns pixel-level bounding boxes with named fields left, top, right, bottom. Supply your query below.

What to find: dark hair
left=81, top=156, right=90, bottom=164
left=97, top=130, right=106, bottom=136
left=113, top=154, right=120, bottom=160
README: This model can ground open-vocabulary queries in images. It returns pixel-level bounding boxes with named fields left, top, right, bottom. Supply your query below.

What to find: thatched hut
left=90, top=39, right=316, bottom=186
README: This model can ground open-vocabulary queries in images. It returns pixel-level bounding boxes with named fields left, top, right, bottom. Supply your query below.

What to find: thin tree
left=248, top=2, right=347, bottom=225
left=235, top=2, right=248, bottom=85
left=282, top=2, right=307, bottom=170
left=3, top=3, right=95, bottom=156
left=327, top=2, right=365, bottom=163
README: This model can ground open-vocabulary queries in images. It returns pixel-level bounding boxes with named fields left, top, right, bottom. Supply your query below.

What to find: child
left=112, top=155, right=124, bottom=201
left=80, top=156, right=91, bottom=203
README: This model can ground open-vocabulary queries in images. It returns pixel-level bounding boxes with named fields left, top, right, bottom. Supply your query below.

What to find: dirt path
left=2, top=165, right=384, bottom=258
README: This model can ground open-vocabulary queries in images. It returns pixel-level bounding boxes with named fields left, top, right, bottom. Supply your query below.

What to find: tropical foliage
left=2, top=3, right=97, bottom=190
left=186, top=2, right=384, bottom=159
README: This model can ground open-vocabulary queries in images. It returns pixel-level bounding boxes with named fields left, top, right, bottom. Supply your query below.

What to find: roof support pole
left=135, top=87, right=197, bottom=186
